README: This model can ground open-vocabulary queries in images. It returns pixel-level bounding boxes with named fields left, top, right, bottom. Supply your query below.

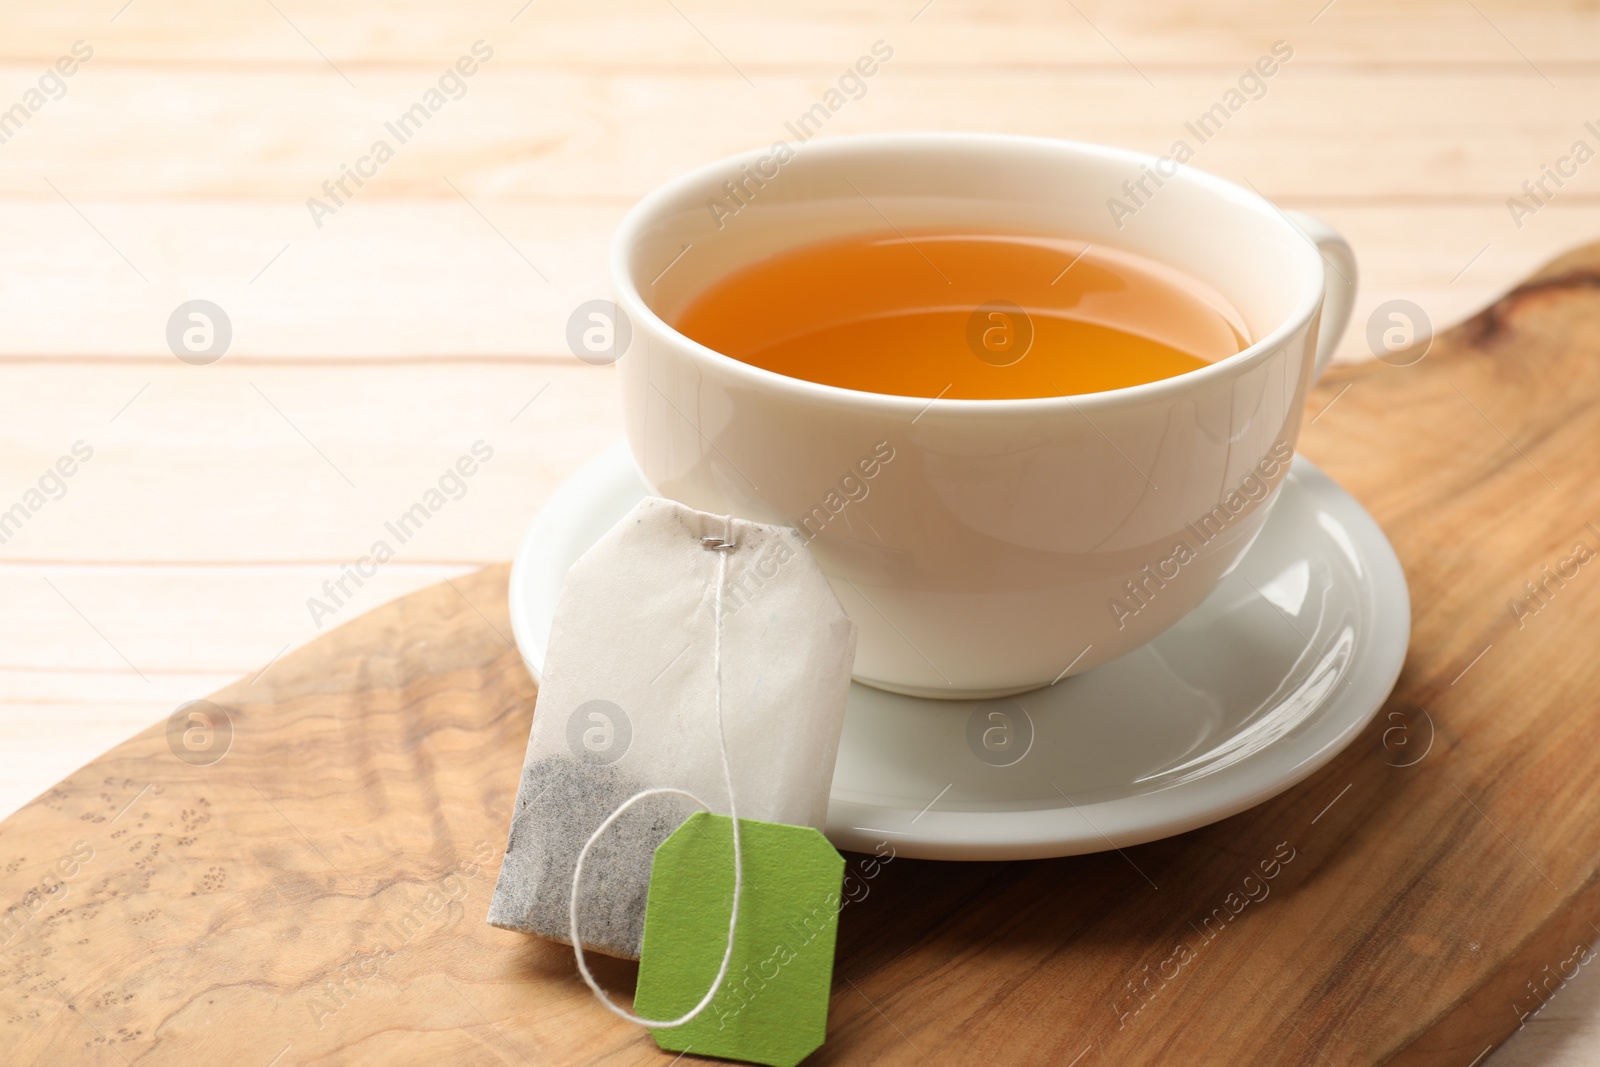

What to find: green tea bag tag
left=635, top=813, right=843, bottom=1067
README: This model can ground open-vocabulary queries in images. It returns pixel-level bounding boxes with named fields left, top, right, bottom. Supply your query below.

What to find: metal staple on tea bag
left=700, top=512, right=737, bottom=553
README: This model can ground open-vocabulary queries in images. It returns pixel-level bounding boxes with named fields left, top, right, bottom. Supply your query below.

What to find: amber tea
left=674, top=230, right=1250, bottom=400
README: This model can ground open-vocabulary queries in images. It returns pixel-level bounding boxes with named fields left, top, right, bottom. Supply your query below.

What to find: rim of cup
left=610, top=131, right=1328, bottom=416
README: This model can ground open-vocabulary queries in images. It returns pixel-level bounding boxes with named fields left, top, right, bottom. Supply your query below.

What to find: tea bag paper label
left=487, top=495, right=857, bottom=959
left=635, top=813, right=844, bottom=1067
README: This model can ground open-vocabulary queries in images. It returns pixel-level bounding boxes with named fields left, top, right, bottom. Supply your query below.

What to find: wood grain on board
left=2, top=246, right=1600, bottom=1064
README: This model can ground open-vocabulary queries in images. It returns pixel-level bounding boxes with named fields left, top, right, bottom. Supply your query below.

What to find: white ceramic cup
left=610, top=133, right=1355, bottom=699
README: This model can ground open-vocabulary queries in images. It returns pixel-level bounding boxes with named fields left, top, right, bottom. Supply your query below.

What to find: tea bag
left=487, top=496, right=857, bottom=959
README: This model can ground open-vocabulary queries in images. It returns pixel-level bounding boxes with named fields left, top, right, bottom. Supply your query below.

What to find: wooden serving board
left=6, top=247, right=1600, bottom=1066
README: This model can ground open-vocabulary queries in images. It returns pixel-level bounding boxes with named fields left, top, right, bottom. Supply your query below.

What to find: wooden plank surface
left=4, top=0, right=1600, bottom=1062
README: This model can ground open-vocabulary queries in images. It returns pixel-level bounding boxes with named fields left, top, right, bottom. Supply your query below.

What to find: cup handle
left=1285, top=210, right=1358, bottom=384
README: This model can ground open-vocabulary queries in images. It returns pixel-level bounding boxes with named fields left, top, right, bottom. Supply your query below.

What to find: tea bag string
left=568, top=527, right=743, bottom=1028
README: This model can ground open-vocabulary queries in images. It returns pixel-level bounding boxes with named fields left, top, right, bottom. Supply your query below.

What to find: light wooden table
left=1, top=1, right=1596, bottom=1062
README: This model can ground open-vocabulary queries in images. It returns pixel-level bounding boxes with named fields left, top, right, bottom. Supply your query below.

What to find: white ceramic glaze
left=610, top=133, right=1358, bottom=697
left=508, top=444, right=1410, bottom=861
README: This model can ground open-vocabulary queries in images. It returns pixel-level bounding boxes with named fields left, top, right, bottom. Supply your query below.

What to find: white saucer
left=509, top=443, right=1409, bottom=861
